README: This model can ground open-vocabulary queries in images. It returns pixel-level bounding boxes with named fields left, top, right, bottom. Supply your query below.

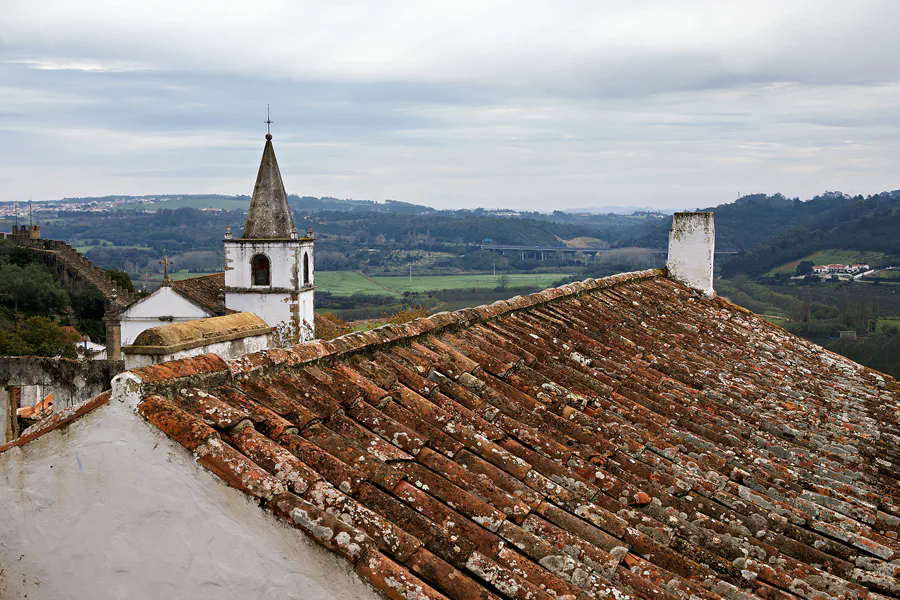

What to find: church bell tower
left=224, top=132, right=315, bottom=341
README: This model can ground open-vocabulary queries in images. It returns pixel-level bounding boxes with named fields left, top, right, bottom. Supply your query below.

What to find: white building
left=113, top=283, right=217, bottom=348
left=107, top=133, right=315, bottom=358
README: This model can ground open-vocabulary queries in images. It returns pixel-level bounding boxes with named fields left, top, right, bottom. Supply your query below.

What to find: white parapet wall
left=666, top=212, right=715, bottom=297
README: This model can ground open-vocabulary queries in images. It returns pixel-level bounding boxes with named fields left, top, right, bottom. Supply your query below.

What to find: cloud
left=0, top=1, right=899, bottom=208
left=3, top=59, right=151, bottom=73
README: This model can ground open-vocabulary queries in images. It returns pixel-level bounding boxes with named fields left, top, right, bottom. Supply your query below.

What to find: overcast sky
left=2, top=1, right=899, bottom=210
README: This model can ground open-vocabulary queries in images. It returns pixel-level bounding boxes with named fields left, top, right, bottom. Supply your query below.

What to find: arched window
left=251, top=254, right=270, bottom=286
left=303, top=253, right=310, bottom=286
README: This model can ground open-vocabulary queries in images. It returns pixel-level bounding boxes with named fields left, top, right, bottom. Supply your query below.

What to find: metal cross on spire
left=264, top=104, right=273, bottom=137
left=160, top=255, right=173, bottom=286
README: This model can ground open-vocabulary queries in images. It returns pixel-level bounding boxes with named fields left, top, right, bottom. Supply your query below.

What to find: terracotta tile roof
left=171, top=272, right=228, bottom=314
left=129, top=268, right=900, bottom=598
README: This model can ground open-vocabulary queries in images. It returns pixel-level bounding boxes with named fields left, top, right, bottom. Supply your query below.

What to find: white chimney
left=666, top=212, right=715, bottom=297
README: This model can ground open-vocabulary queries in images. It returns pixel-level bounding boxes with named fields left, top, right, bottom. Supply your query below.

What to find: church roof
left=242, top=134, right=296, bottom=239
left=172, top=272, right=228, bottom=315
left=126, top=313, right=270, bottom=354
left=121, top=268, right=900, bottom=600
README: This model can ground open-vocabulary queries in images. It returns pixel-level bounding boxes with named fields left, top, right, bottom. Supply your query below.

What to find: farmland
left=369, top=272, right=570, bottom=294
left=765, top=249, right=884, bottom=276
left=314, top=271, right=570, bottom=297
left=315, top=272, right=400, bottom=297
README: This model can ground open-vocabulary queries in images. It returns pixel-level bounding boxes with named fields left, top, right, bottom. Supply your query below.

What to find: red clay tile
left=377, top=352, right=437, bottom=397
left=237, top=378, right=321, bottom=429
left=455, top=450, right=542, bottom=509
left=213, top=385, right=298, bottom=439
left=335, top=363, right=392, bottom=405
left=407, top=547, right=501, bottom=600
left=137, top=395, right=218, bottom=452
left=303, top=365, right=364, bottom=406
left=304, top=480, right=421, bottom=561
left=464, top=551, right=556, bottom=600
left=302, top=422, right=405, bottom=490
left=356, top=548, right=451, bottom=600
left=423, top=337, right=481, bottom=376
left=393, top=461, right=506, bottom=532
left=132, top=353, right=228, bottom=383
left=356, top=482, right=476, bottom=569
left=225, top=426, right=320, bottom=494
left=173, top=387, right=251, bottom=429
left=443, top=333, right=516, bottom=378
left=278, top=431, right=367, bottom=495
left=416, top=447, right=531, bottom=521
left=393, top=480, right=502, bottom=557
left=347, top=399, right=429, bottom=456
left=268, top=492, right=372, bottom=561
left=327, top=413, right=414, bottom=462
left=380, top=399, right=464, bottom=458
left=195, top=437, right=285, bottom=501
left=275, top=371, right=344, bottom=419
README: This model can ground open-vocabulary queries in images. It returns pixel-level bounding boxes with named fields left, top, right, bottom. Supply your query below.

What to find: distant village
left=0, top=196, right=219, bottom=219
left=809, top=263, right=872, bottom=280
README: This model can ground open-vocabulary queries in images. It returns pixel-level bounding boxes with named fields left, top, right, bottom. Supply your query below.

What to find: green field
left=316, top=272, right=401, bottom=297
left=315, top=271, right=571, bottom=297
left=879, top=317, right=900, bottom=332
left=870, top=270, right=900, bottom=280
left=766, top=249, right=883, bottom=276
left=71, top=238, right=151, bottom=253
left=370, top=273, right=570, bottom=294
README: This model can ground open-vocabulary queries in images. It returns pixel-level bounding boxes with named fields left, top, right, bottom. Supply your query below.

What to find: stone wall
left=0, top=358, right=124, bottom=444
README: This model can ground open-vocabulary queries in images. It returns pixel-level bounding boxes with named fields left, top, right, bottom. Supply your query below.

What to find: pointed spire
left=242, top=133, right=296, bottom=239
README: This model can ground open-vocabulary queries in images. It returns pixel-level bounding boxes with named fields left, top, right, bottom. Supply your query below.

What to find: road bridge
left=479, top=243, right=739, bottom=261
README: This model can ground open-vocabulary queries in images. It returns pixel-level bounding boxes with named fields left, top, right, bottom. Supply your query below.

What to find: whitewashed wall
left=224, top=239, right=314, bottom=290
left=123, top=332, right=270, bottom=369
left=224, top=239, right=314, bottom=339
left=0, top=398, right=380, bottom=600
left=119, top=288, right=212, bottom=345
left=666, top=212, right=715, bottom=297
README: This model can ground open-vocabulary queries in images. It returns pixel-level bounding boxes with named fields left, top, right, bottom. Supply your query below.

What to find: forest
left=0, top=242, right=117, bottom=357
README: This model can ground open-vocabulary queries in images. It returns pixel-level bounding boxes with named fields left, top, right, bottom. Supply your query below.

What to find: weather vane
left=265, top=104, right=273, bottom=137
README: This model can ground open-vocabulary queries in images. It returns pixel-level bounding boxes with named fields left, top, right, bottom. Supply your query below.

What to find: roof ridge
left=172, top=272, right=224, bottom=283
left=224, top=267, right=666, bottom=377
left=128, top=268, right=665, bottom=386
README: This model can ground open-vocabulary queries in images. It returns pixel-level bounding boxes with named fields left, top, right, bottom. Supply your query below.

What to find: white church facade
left=106, top=131, right=315, bottom=359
